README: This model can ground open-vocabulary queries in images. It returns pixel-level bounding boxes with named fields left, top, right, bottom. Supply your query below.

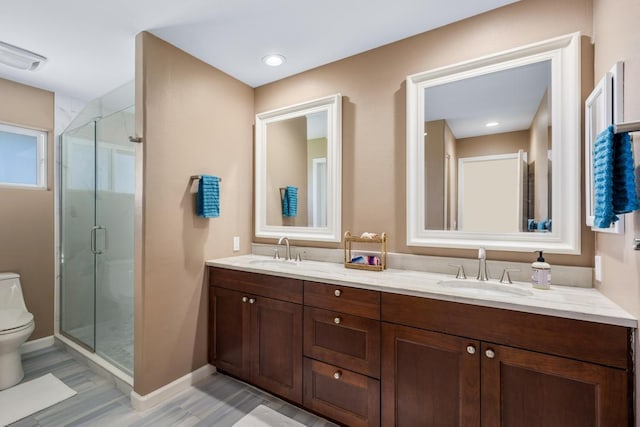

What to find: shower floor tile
left=66, top=316, right=133, bottom=376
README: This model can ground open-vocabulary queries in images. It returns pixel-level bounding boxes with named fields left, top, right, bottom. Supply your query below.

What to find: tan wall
left=444, top=122, right=457, bottom=229
left=0, top=78, right=54, bottom=341
left=456, top=130, right=530, bottom=159
left=266, top=117, right=308, bottom=226
left=425, top=120, right=445, bottom=229
left=135, top=32, right=254, bottom=395
left=254, top=0, right=595, bottom=265
left=529, top=91, right=551, bottom=220
left=592, top=0, right=640, bottom=318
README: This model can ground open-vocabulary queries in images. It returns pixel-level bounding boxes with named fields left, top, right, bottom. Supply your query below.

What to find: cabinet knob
left=485, top=349, right=496, bottom=359
left=334, top=317, right=341, bottom=325
left=466, top=345, right=476, bottom=355
left=242, top=296, right=248, bottom=303
left=249, top=298, right=256, bottom=304
left=333, top=371, right=342, bottom=380
left=334, top=289, right=342, bottom=297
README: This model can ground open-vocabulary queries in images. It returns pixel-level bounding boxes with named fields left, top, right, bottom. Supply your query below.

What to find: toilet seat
left=0, top=309, right=34, bottom=335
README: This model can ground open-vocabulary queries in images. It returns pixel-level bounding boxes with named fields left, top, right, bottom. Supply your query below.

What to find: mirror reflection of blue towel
left=197, top=175, right=220, bottom=218
left=282, top=186, right=298, bottom=217
left=593, top=125, right=639, bottom=228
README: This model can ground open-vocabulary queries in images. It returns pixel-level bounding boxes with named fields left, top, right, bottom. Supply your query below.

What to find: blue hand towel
left=197, top=175, right=220, bottom=218
left=593, top=125, right=639, bottom=228
left=282, top=186, right=298, bottom=217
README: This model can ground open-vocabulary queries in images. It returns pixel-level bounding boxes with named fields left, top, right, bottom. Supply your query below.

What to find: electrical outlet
left=233, top=236, right=240, bottom=252
left=594, top=255, right=602, bottom=282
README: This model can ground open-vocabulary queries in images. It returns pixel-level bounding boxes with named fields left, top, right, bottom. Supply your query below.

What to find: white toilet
left=0, top=272, right=35, bottom=390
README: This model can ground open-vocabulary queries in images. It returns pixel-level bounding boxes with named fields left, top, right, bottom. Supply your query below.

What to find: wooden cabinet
left=381, top=293, right=632, bottom=427
left=303, top=281, right=381, bottom=427
left=481, top=342, right=628, bottom=427
left=304, top=358, right=380, bottom=427
left=381, top=323, right=480, bottom=426
left=251, top=296, right=303, bottom=402
left=209, top=268, right=303, bottom=404
left=304, top=306, right=380, bottom=378
left=210, top=287, right=250, bottom=381
left=209, top=267, right=633, bottom=427
left=304, top=280, right=380, bottom=320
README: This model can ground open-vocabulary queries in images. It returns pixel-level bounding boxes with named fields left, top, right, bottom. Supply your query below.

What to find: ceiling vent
left=0, top=41, right=47, bottom=71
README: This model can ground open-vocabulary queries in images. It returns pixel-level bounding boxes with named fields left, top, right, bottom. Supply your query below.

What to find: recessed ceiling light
left=0, top=41, right=47, bottom=71
left=262, top=54, right=285, bottom=67
left=485, top=121, right=499, bottom=127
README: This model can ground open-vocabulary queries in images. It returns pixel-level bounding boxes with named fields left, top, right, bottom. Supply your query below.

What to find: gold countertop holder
left=343, top=231, right=387, bottom=271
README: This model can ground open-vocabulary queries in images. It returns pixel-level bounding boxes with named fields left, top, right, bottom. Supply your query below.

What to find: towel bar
left=613, top=120, right=640, bottom=134
left=191, top=175, right=222, bottom=182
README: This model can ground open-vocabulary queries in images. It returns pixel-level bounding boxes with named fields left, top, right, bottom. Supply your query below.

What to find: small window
left=0, top=123, right=47, bottom=189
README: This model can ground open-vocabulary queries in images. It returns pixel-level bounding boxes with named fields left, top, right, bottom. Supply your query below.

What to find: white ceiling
left=425, top=60, right=551, bottom=139
left=0, top=0, right=517, bottom=102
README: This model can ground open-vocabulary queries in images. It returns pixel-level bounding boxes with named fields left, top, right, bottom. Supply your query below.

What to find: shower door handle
left=91, top=225, right=106, bottom=255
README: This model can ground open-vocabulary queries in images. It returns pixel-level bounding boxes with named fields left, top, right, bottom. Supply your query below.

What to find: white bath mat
left=233, top=404, right=305, bottom=427
left=0, top=373, right=76, bottom=426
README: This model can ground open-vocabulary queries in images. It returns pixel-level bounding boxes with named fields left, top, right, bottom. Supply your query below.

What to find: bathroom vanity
left=207, top=256, right=635, bottom=426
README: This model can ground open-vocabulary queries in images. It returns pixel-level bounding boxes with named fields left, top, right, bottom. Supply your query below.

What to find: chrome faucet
left=476, top=247, right=489, bottom=281
left=277, top=236, right=292, bottom=260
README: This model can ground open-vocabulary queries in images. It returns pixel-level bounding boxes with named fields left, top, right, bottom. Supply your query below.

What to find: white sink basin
left=247, top=259, right=300, bottom=268
left=437, top=279, right=533, bottom=297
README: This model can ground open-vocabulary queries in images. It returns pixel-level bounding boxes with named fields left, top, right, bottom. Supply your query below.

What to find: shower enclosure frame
left=53, top=82, right=136, bottom=386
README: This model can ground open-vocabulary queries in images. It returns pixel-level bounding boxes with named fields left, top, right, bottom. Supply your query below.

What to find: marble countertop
left=206, top=254, right=637, bottom=328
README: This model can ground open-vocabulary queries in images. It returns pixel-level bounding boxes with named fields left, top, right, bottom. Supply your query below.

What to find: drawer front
left=210, top=267, right=302, bottom=303
left=304, top=281, right=380, bottom=319
left=303, top=358, right=380, bottom=427
left=382, top=292, right=631, bottom=369
left=304, top=307, right=380, bottom=378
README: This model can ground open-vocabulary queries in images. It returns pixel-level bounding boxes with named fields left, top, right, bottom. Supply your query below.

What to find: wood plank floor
left=9, top=345, right=336, bottom=427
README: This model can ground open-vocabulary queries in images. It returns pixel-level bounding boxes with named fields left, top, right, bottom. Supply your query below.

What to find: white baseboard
left=130, top=364, right=216, bottom=411
left=20, top=336, right=55, bottom=354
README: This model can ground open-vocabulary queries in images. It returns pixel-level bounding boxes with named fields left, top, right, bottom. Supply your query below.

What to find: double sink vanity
left=207, top=255, right=635, bottom=426
left=217, top=30, right=637, bottom=426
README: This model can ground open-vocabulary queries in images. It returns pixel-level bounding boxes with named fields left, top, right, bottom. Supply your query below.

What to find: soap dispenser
left=531, top=251, right=551, bottom=290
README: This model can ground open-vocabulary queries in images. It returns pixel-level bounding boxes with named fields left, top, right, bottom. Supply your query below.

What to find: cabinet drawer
left=382, top=292, right=631, bottom=369
left=210, top=267, right=302, bottom=304
left=303, top=358, right=380, bottom=427
left=304, top=281, right=380, bottom=319
left=304, top=307, right=380, bottom=378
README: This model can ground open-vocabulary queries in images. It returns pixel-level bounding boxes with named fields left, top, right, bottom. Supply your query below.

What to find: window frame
left=0, top=122, right=48, bottom=190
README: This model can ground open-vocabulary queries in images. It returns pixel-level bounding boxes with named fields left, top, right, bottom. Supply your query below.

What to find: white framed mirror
left=406, top=33, right=581, bottom=253
left=255, top=94, right=342, bottom=242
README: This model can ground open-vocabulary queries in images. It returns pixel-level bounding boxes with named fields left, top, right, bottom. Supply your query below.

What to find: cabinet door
left=481, top=343, right=629, bottom=427
left=251, top=296, right=303, bottom=404
left=381, top=323, right=480, bottom=427
left=212, top=287, right=251, bottom=381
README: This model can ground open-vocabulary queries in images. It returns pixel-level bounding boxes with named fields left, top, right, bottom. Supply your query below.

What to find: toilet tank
left=0, top=272, right=27, bottom=311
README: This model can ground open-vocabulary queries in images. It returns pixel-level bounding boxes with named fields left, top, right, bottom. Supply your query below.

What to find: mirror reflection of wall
left=265, top=111, right=327, bottom=227
left=423, top=59, right=552, bottom=233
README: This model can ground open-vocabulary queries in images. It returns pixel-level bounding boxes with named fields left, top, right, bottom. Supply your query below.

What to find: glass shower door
left=61, top=106, right=135, bottom=376
left=94, top=106, right=135, bottom=375
left=60, top=121, right=97, bottom=350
